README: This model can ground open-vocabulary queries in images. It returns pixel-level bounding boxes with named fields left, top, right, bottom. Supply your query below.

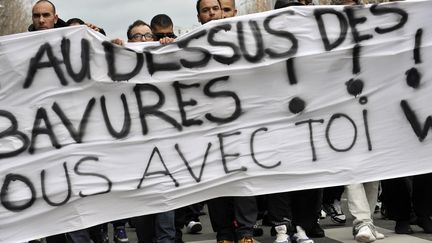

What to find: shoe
left=374, top=230, right=385, bottom=240
left=320, top=209, right=327, bottom=219
left=293, top=226, right=313, bottom=243
left=238, top=236, right=255, bottom=243
left=306, top=223, right=325, bottom=238
left=417, top=217, right=432, bottom=233
left=186, top=221, right=202, bottom=234
left=274, top=225, right=290, bottom=243
left=253, top=224, right=264, bottom=237
left=323, top=200, right=346, bottom=224
left=114, top=226, right=129, bottom=243
left=395, top=220, right=413, bottom=234
left=354, top=223, right=376, bottom=243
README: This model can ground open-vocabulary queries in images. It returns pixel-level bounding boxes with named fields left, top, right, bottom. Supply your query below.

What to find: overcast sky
left=52, top=0, right=201, bottom=39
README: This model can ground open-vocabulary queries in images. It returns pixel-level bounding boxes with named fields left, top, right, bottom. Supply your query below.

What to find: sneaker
left=320, top=209, right=327, bottom=219
left=293, top=226, right=314, bottom=243
left=253, top=224, right=264, bottom=237
left=186, top=221, right=202, bottom=234
left=395, top=220, right=413, bottom=234
left=417, top=217, right=432, bottom=233
left=238, top=236, right=255, bottom=243
left=354, top=223, right=376, bottom=243
left=274, top=225, right=290, bottom=243
left=114, top=226, right=129, bottom=243
left=306, top=223, right=325, bottom=238
left=323, top=200, right=346, bottom=224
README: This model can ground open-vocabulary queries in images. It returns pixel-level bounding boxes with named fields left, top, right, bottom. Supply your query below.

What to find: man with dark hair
left=29, top=0, right=66, bottom=31
left=196, top=0, right=223, bottom=24
left=274, top=0, right=305, bottom=8
left=150, top=14, right=177, bottom=44
left=126, top=20, right=155, bottom=42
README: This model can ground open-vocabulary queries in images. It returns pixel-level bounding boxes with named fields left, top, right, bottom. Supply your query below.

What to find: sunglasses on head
left=154, top=32, right=177, bottom=40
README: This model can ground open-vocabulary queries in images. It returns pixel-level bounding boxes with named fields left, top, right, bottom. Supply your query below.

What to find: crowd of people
left=24, top=0, right=432, bottom=243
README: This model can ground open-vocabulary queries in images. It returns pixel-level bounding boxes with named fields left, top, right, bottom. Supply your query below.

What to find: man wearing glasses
left=127, top=20, right=155, bottom=42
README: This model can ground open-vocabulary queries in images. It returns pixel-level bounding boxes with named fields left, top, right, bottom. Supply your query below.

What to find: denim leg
left=155, top=210, right=176, bottom=243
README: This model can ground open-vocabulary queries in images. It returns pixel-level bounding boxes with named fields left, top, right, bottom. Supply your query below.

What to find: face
left=220, top=0, right=237, bottom=18
left=128, top=25, right=154, bottom=42
left=152, top=25, right=176, bottom=40
left=32, top=2, right=58, bottom=30
left=197, top=0, right=222, bottom=25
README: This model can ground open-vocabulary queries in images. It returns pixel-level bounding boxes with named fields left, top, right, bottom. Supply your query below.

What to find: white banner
left=1, top=1, right=432, bottom=242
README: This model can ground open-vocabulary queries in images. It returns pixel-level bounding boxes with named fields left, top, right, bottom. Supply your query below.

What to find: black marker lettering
left=23, top=43, right=68, bottom=88
left=74, top=156, right=112, bottom=197
left=1, top=174, right=36, bottom=212
left=0, top=110, right=29, bottom=159
left=102, top=41, right=144, bottom=81
left=263, top=11, right=298, bottom=58
left=134, top=84, right=182, bottom=135
left=29, top=108, right=61, bottom=154
left=61, top=38, right=91, bottom=82
left=144, top=51, right=181, bottom=75
left=177, top=30, right=212, bottom=68
left=237, top=20, right=264, bottom=63
left=41, top=162, right=71, bottom=206
left=400, top=100, right=432, bottom=142
left=101, top=94, right=131, bottom=138
left=137, top=147, right=179, bottom=188
left=208, top=24, right=241, bottom=65
left=370, top=4, right=408, bottom=34
left=326, top=113, right=357, bottom=152
left=344, top=6, right=373, bottom=43
left=173, top=81, right=203, bottom=127
left=218, top=131, right=246, bottom=173
left=52, top=98, right=96, bottom=143
left=204, top=76, right=242, bottom=124
left=296, top=119, right=324, bottom=161
left=314, top=8, right=348, bottom=51
left=363, top=109, right=372, bottom=151
left=175, top=143, right=211, bottom=183
left=250, top=127, right=281, bottom=168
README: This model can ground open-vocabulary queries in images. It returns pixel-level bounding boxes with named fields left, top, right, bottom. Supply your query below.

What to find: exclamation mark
left=287, top=58, right=306, bottom=114
left=405, top=28, right=423, bottom=89
left=346, top=44, right=367, bottom=105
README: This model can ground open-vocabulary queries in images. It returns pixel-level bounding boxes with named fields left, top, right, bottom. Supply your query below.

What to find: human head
left=274, top=0, right=305, bottom=9
left=32, top=0, right=58, bottom=30
left=331, top=0, right=358, bottom=5
left=220, top=0, right=237, bottom=18
left=66, top=18, right=85, bottom=26
left=196, top=0, right=223, bottom=25
left=151, top=14, right=177, bottom=40
left=127, top=20, right=154, bottom=42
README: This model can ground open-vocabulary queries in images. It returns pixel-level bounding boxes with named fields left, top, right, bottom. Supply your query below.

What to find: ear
left=54, top=14, right=58, bottom=24
left=234, top=9, right=238, bottom=16
left=197, top=14, right=201, bottom=24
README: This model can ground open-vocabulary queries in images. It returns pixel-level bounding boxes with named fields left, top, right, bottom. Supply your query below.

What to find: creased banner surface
left=1, top=1, right=432, bottom=242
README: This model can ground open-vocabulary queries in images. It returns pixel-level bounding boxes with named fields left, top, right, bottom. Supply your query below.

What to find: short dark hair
left=150, top=14, right=173, bottom=30
left=34, top=0, right=56, bottom=14
left=127, top=20, right=151, bottom=40
left=66, top=18, right=85, bottom=26
left=274, top=0, right=304, bottom=9
left=196, top=0, right=221, bottom=14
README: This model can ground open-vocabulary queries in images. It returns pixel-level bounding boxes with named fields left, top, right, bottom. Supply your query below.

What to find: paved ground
left=91, top=197, right=432, bottom=243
